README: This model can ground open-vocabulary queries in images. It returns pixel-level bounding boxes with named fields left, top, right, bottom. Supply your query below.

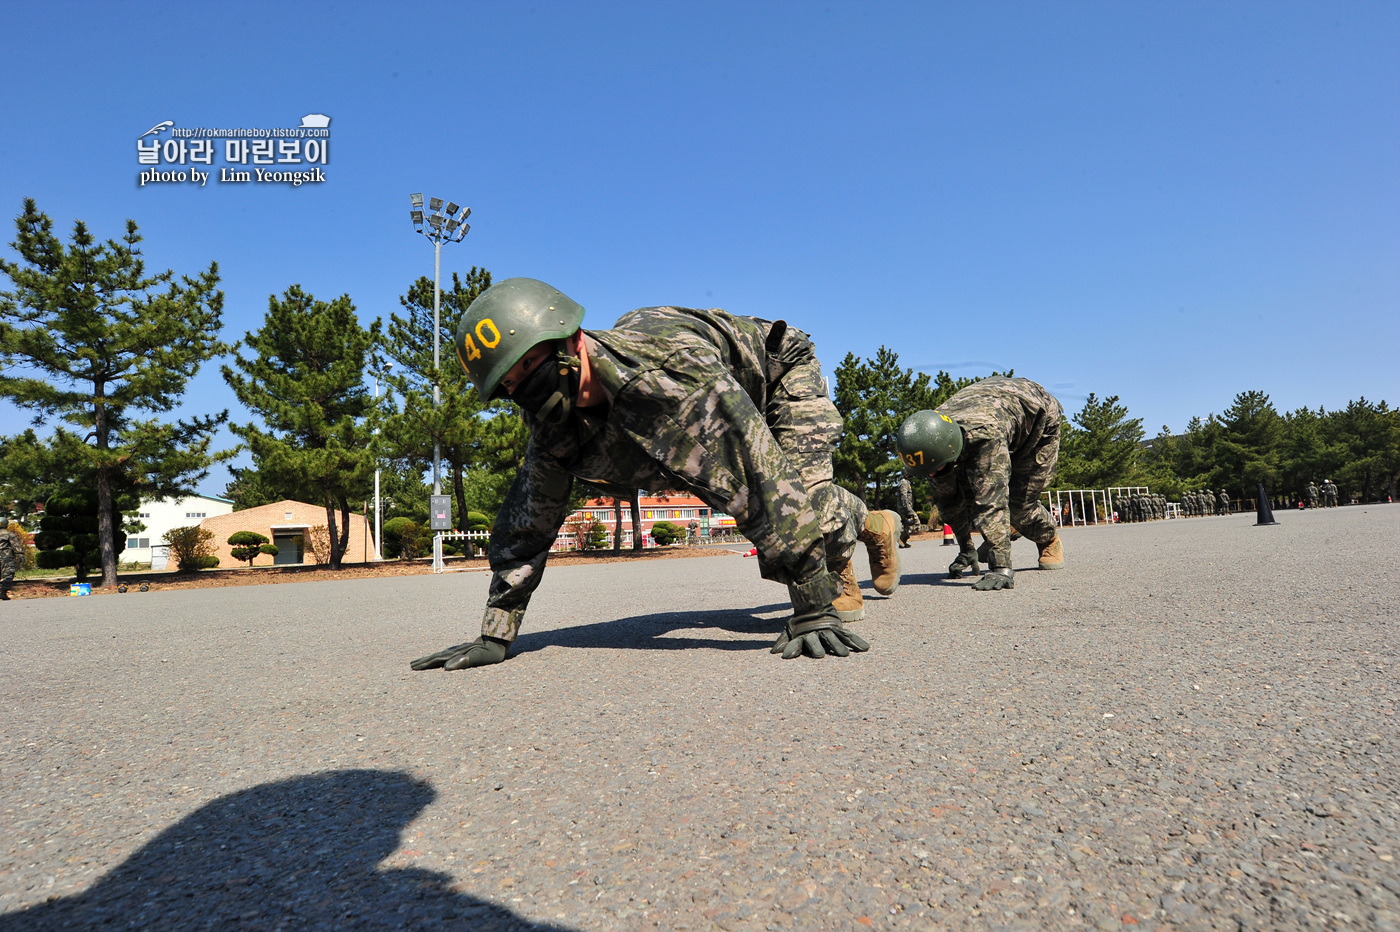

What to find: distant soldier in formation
left=894, top=476, right=918, bottom=549
left=1218, top=489, right=1230, bottom=514
left=0, top=517, right=20, bottom=601
left=1322, top=479, right=1339, bottom=507
left=1307, top=481, right=1320, bottom=508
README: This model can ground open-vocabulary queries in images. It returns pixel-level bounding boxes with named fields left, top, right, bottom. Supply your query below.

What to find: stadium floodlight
left=406, top=192, right=473, bottom=499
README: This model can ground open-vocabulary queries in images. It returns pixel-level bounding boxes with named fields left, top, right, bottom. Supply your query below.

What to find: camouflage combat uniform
left=480, top=307, right=867, bottom=643
left=925, top=377, right=1062, bottom=571
left=1307, top=483, right=1319, bottom=508
left=894, top=477, right=918, bottom=546
left=0, top=524, right=20, bottom=599
left=1218, top=491, right=1230, bottom=514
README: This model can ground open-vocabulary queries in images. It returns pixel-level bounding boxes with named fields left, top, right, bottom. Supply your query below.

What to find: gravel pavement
left=1, top=504, right=1396, bottom=931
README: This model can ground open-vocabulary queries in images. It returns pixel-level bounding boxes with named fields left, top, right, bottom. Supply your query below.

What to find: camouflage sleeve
left=481, top=434, right=575, bottom=641
left=962, top=437, right=1014, bottom=567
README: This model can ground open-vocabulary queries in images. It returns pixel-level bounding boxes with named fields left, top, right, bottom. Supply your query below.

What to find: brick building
left=559, top=491, right=738, bottom=550
left=199, top=500, right=379, bottom=567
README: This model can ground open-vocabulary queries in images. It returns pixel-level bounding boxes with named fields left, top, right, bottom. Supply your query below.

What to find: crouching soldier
left=896, top=377, right=1064, bottom=591
left=411, top=279, right=902, bottom=668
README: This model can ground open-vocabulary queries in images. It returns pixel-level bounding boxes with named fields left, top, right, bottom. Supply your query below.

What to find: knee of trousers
left=1009, top=501, right=1056, bottom=544
left=811, top=484, right=864, bottom=567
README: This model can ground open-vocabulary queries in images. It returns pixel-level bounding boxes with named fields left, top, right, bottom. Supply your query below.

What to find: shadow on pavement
left=512, top=603, right=791, bottom=655
left=0, top=769, right=573, bottom=932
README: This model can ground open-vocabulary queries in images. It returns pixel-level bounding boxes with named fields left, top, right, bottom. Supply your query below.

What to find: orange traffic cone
left=942, top=524, right=954, bottom=545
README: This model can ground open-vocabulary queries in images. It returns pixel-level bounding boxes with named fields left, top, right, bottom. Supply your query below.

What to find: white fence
left=1041, top=489, right=1111, bottom=527
left=431, top=530, right=492, bottom=573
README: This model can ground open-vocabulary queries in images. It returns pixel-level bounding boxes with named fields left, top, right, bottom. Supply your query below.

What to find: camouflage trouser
left=0, top=553, right=15, bottom=590
left=761, top=341, right=866, bottom=608
left=895, top=486, right=918, bottom=543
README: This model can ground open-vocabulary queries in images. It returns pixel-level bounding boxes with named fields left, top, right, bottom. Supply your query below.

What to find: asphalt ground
left=0, top=504, right=1396, bottom=931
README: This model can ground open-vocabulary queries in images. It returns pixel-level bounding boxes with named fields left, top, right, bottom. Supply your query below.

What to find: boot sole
left=834, top=607, right=866, bottom=622
left=1038, top=562, right=1064, bottom=570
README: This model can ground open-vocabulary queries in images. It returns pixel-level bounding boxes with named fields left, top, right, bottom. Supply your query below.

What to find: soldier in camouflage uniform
left=1217, top=489, right=1230, bottom=514
left=0, top=517, right=20, bottom=601
left=1307, top=481, right=1320, bottom=508
left=896, top=377, right=1064, bottom=591
left=411, top=279, right=899, bottom=668
left=894, top=476, right=919, bottom=548
left=1323, top=479, right=1338, bottom=507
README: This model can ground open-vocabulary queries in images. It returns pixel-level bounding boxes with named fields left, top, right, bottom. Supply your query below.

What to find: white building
left=122, top=493, right=235, bottom=568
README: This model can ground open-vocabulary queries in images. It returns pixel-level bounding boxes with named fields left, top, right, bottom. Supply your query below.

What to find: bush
left=466, top=511, right=491, bottom=530
left=383, top=517, right=422, bottom=559
left=228, top=530, right=278, bottom=567
left=306, top=525, right=330, bottom=565
left=167, top=525, right=218, bottom=572
left=650, top=521, right=685, bottom=545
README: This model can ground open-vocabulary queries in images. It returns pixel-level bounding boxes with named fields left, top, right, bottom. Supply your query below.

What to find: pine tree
left=222, top=286, right=380, bottom=570
left=1056, top=394, right=1146, bottom=490
left=0, top=199, right=228, bottom=586
left=382, top=268, right=528, bottom=528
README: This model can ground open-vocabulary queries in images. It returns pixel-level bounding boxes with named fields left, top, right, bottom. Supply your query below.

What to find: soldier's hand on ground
left=947, top=547, right=980, bottom=579
left=771, top=607, right=870, bottom=659
left=972, top=568, right=1015, bottom=591
left=410, top=637, right=509, bottom=671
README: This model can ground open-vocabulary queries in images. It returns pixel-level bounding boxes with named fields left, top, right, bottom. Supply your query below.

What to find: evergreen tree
left=222, top=286, right=380, bottom=570
left=1210, top=390, right=1283, bottom=495
left=0, top=199, right=228, bottom=586
left=1056, top=394, right=1145, bottom=490
left=0, top=428, right=60, bottom=517
left=382, top=268, right=528, bottom=529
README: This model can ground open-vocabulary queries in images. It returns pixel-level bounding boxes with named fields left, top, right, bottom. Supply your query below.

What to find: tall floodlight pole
left=373, top=360, right=393, bottom=560
left=409, top=193, right=471, bottom=495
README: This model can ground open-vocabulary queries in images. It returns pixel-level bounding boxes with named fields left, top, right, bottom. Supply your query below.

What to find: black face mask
left=511, top=347, right=580, bottom=425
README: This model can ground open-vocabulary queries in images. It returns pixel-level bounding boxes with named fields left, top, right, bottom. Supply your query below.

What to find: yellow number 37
left=902, top=451, right=924, bottom=467
left=459, top=317, right=502, bottom=362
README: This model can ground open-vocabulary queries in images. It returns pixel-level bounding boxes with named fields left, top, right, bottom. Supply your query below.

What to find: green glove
left=972, top=568, right=1014, bottom=591
left=771, top=607, right=870, bottom=659
left=410, top=636, right=510, bottom=671
left=947, top=546, right=980, bottom=579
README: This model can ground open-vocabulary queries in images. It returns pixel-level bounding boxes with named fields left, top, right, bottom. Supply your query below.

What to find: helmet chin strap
left=535, top=352, right=581, bottom=425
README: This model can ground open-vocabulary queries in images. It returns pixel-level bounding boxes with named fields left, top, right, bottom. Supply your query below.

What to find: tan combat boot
left=858, top=510, right=901, bottom=595
left=831, top=559, right=865, bottom=622
left=1037, top=534, right=1064, bottom=570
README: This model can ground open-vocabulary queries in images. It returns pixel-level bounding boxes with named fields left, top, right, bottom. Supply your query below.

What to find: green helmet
left=896, top=410, right=964, bottom=475
left=454, top=278, right=585, bottom=399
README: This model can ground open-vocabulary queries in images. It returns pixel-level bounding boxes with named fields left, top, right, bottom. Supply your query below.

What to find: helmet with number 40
left=454, top=278, right=585, bottom=400
left=896, top=410, right=964, bottom=476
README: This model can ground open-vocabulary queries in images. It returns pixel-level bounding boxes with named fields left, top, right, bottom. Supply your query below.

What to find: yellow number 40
left=458, top=317, right=503, bottom=362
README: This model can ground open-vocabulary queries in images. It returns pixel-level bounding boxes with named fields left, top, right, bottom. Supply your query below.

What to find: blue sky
left=2, top=0, right=1396, bottom=496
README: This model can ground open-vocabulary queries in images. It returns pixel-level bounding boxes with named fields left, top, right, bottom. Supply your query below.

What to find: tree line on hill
left=3, top=201, right=1395, bottom=586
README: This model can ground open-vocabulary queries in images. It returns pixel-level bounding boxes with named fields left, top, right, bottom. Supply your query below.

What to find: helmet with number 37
left=895, top=410, right=964, bottom=476
left=454, top=278, right=585, bottom=400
